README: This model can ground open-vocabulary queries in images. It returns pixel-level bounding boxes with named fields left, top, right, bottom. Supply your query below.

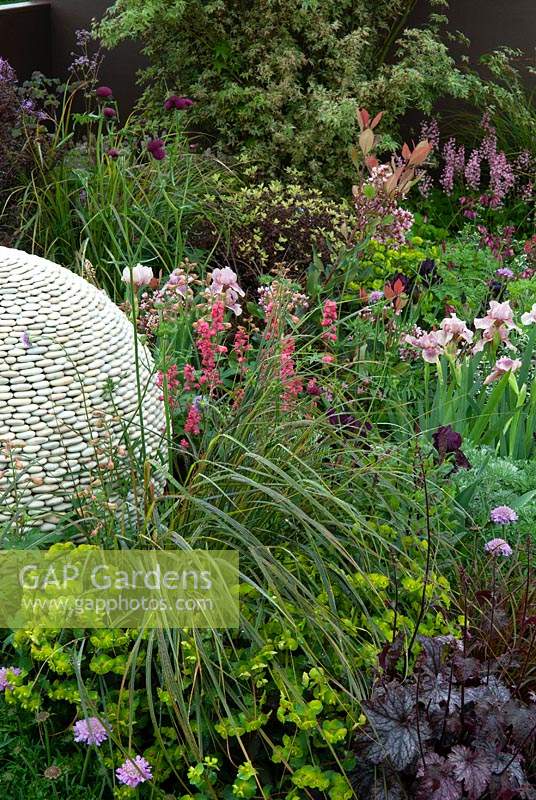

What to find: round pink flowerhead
left=103, top=106, right=116, bottom=119
left=96, top=86, right=113, bottom=99
left=490, top=505, right=518, bottom=525
left=147, top=138, right=166, bottom=160
left=369, top=290, right=384, bottom=303
left=122, top=263, right=154, bottom=288
left=116, top=755, right=153, bottom=788
left=164, top=95, right=194, bottom=111
left=73, top=717, right=109, bottom=746
left=106, top=147, right=120, bottom=159
left=0, top=666, right=21, bottom=691
left=484, top=538, right=513, bottom=557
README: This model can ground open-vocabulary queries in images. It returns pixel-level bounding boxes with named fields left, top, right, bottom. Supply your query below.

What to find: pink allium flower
left=521, top=303, right=536, bottom=326
left=73, top=717, right=109, bottom=746
left=484, top=538, right=513, bottom=557
left=0, top=666, right=21, bottom=691
left=322, top=354, right=335, bottom=364
left=122, top=264, right=154, bottom=288
left=147, top=138, right=166, bottom=160
left=103, top=106, right=116, bottom=119
left=106, top=147, right=120, bottom=159
left=208, top=267, right=244, bottom=316
left=484, top=356, right=522, bottom=385
left=116, top=755, right=153, bottom=788
left=96, top=86, right=113, bottom=99
left=439, top=313, right=473, bottom=345
left=306, top=378, right=322, bottom=396
left=473, top=300, right=519, bottom=352
left=403, top=329, right=446, bottom=364
left=490, top=505, right=518, bottom=524
left=369, top=290, right=384, bottom=303
left=164, top=95, right=194, bottom=111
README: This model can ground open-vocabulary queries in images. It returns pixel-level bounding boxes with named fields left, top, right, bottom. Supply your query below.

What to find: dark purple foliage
left=327, top=408, right=372, bottom=437
left=353, top=636, right=536, bottom=800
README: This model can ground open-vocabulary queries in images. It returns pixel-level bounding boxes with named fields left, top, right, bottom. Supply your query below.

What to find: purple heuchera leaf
left=417, top=753, right=462, bottom=800
left=447, top=746, right=493, bottom=800
left=363, top=683, right=430, bottom=770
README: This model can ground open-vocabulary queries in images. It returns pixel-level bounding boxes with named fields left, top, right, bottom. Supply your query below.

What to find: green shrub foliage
left=97, top=0, right=468, bottom=190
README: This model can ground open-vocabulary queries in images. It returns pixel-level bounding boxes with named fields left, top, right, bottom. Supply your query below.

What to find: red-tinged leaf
left=383, top=283, right=395, bottom=299
left=359, top=128, right=375, bottom=156
left=359, top=287, right=369, bottom=301
left=365, top=155, right=379, bottom=170
left=370, top=111, right=384, bottom=129
left=402, top=143, right=411, bottom=161
left=393, top=278, right=406, bottom=295
left=409, top=140, right=433, bottom=166
left=359, top=107, right=370, bottom=128
left=350, top=144, right=361, bottom=169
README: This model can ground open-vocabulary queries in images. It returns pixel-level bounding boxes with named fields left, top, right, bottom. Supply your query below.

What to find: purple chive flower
left=484, top=538, right=513, bottom=557
left=369, top=290, right=384, bottom=303
left=147, top=139, right=166, bottom=160
left=490, top=505, right=518, bottom=524
left=21, top=332, right=31, bottom=349
left=496, top=267, right=514, bottom=279
left=73, top=717, right=109, bottom=746
left=103, top=106, right=116, bottom=119
left=106, top=147, right=120, bottom=159
left=116, top=755, right=153, bottom=788
left=96, top=86, right=113, bottom=99
left=0, top=666, right=21, bottom=691
left=164, top=95, right=194, bottom=111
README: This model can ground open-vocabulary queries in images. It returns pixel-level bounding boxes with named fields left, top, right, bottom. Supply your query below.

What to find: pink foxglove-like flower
left=439, top=313, right=474, bottom=345
left=122, top=264, right=154, bottom=288
left=473, top=300, right=519, bottom=352
left=403, top=329, right=446, bottom=364
left=490, top=505, right=518, bottom=524
left=484, top=538, right=513, bottom=557
left=484, top=356, right=522, bottom=385
left=521, top=303, right=536, bottom=326
left=116, top=755, right=153, bottom=788
left=73, top=717, right=109, bottom=746
left=207, top=267, right=244, bottom=316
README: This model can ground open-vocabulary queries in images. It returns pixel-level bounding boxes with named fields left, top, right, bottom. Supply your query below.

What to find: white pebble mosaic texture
left=0, top=247, right=166, bottom=530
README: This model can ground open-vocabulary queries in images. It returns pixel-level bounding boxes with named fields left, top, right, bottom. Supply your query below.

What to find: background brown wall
left=1, top=0, right=535, bottom=114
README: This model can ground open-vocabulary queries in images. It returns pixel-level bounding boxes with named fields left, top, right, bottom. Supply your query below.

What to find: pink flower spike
left=484, top=538, right=513, bottom=557
left=490, top=505, right=518, bottom=524
left=483, top=357, right=522, bottom=385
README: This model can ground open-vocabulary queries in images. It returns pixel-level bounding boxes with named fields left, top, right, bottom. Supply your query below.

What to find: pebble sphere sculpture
left=0, top=247, right=166, bottom=530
